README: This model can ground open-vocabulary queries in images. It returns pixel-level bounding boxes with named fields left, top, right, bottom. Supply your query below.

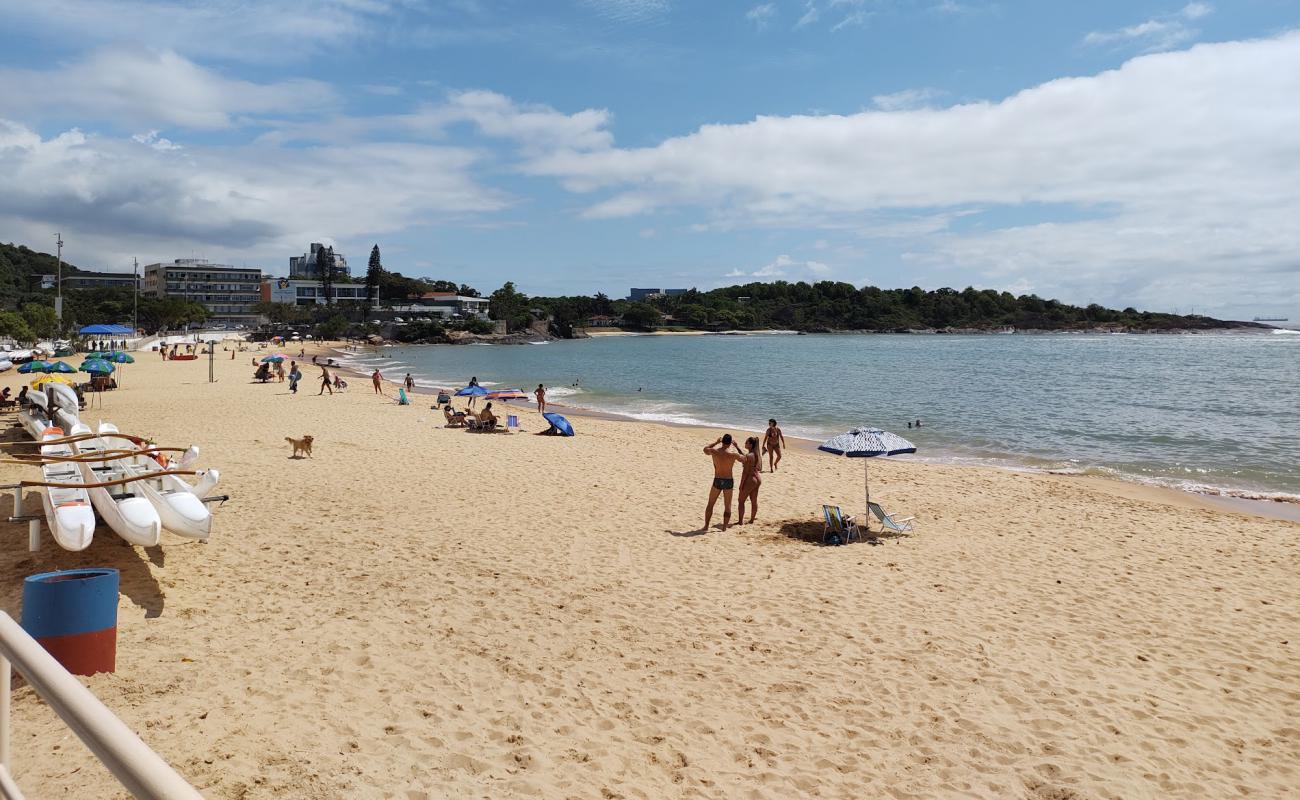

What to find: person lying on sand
left=703, top=434, right=745, bottom=531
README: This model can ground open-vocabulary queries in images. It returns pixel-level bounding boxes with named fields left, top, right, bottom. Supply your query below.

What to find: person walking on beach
left=288, top=361, right=301, bottom=394
left=703, top=434, right=744, bottom=532
left=372, top=369, right=384, bottom=394
left=737, top=436, right=763, bottom=525
left=318, top=365, right=333, bottom=395
left=535, top=384, right=546, bottom=413
left=404, top=373, right=415, bottom=393
left=762, top=419, right=786, bottom=472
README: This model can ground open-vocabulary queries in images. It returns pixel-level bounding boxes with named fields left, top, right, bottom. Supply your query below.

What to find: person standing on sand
left=762, top=419, right=786, bottom=472
left=288, top=361, right=301, bottom=394
left=372, top=369, right=383, bottom=394
left=737, top=436, right=763, bottom=524
left=703, top=434, right=745, bottom=531
left=318, top=365, right=333, bottom=395
left=275, top=362, right=285, bottom=383
left=535, top=384, right=546, bottom=413
left=404, top=373, right=415, bottom=393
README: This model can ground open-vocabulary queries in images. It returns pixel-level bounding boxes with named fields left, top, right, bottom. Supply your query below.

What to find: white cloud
left=744, top=254, right=831, bottom=279
left=131, top=130, right=182, bottom=151
left=524, top=32, right=1300, bottom=310
left=0, top=49, right=334, bottom=130
left=578, top=0, right=671, bottom=25
left=724, top=268, right=746, bottom=277
left=871, top=87, right=945, bottom=111
left=795, top=2, right=820, bottom=28
left=0, top=118, right=507, bottom=270
left=1083, top=3, right=1214, bottom=53
left=746, top=3, right=777, bottom=28
left=0, top=0, right=402, bottom=62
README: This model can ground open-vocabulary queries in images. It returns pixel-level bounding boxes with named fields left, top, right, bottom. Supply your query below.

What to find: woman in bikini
left=737, top=436, right=763, bottom=525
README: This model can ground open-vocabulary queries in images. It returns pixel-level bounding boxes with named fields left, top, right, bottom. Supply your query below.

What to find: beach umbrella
left=107, top=351, right=135, bottom=364
left=817, top=427, right=916, bottom=517
left=454, top=385, right=489, bottom=397
left=48, top=360, right=76, bottom=373
left=31, top=374, right=75, bottom=388
left=16, top=360, right=52, bottom=374
left=80, top=359, right=115, bottom=374
left=261, top=354, right=286, bottom=363
left=542, top=412, right=574, bottom=437
left=486, top=388, right=528, bottom=400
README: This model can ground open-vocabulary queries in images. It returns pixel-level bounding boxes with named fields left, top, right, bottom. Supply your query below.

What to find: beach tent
left=817, top=427, right=916, bottom=516
left=79, top=324, right=133, bottom=335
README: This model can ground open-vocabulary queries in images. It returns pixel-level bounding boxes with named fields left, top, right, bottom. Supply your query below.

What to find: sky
left=1, top=0, right=1298, bottom=319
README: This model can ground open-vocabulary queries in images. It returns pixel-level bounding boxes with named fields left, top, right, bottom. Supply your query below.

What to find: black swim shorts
left=712, top=478, right=735, bottom=490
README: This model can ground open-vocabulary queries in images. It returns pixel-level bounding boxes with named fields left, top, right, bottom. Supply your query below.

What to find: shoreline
left=4, top=345, right=1297, bottom=798
left=320, top=343, right=1300, bottom=523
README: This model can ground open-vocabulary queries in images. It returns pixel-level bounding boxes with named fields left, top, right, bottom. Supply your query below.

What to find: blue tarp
left=79, top=324, right=133, bottom=335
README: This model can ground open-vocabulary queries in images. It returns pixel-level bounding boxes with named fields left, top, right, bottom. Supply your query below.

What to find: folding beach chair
left=867, top=502, right=916, bottom=535
left=465, top=416, right=483, bottom=431
left=821, top=505, right=862, bottom=545
left=507, top=414, right=519, bottom=430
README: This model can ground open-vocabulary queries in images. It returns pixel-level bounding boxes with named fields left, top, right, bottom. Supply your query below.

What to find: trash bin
left=21, top=568, right=120, bottom=676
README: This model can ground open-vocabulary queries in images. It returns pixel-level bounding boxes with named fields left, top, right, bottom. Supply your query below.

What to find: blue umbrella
left=542, top=412, right=574, bottom=437
left=49, top=361, right=76, bottom=373
left=261, top=354, right=285, bottom=363
left=818, top=427, right=916, bottom=515
left=454, top=385, right=489, bottom=397
left=108, top=352, right=135, bottom=364
left=17, top=360, right=51, bottom=374
left=80, top=359, right=115, bottom=375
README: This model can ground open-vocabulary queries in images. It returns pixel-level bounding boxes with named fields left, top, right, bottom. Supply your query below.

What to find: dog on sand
left=286, top=435, right=314, bottom=459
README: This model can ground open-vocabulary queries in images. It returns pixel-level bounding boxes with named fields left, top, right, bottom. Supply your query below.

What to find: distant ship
left=1253, top=316, right=1289, bottom=322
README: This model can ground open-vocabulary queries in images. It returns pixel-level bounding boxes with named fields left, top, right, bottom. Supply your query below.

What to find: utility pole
left=54, top=232, right=64, bottom=335
left=133, top=257, right=139, bottom=339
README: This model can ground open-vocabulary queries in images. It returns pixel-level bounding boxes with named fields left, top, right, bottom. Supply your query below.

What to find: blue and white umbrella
left=818, top=427, right=916, bottom=514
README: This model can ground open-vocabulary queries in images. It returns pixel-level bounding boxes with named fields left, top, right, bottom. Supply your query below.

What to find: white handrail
left=0, top=613, right=202, bottom=799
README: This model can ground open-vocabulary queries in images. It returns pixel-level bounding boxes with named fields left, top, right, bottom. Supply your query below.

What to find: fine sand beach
left=2, top=349, right=1297, bottom=799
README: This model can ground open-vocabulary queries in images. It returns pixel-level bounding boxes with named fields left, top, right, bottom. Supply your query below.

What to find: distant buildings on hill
left=629, top=288, right=688, bottom=301
left=262, top=278, right=377, bottom=308
left=289, top=242, right=350, bottom=280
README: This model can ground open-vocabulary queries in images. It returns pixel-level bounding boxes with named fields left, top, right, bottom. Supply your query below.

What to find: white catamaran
left=36, top=427, right=96, bottom=551
left=68, top=422, right=163, bottom=547
left=95, top=422, right=220, bottom=540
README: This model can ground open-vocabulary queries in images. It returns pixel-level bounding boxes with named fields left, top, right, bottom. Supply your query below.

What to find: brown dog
left=286, top=435, right=314, bottom=459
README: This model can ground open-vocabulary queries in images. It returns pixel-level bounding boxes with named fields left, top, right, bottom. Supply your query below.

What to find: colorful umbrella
left=486, top=388, right=528, bottom=400
left=455, top=385, right=489, bottom=397
left=261, top=354, right=286, bottom=363
left=108, top=352, right=135, bottom=364
left=16, top=360, right=52, bottom=374
left=31, top=374, right=75, bottom=388
left=49, top=361, right=76, bottom=373
left=80, top=359, right=115, bottom=374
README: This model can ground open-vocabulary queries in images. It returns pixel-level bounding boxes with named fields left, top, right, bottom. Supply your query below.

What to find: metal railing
left=0, top=613, right=203, bottom=799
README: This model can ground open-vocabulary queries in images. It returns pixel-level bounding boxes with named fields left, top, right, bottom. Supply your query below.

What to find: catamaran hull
left=96, top=424, right=216, bottom=540
left=39, top=428, right=95, bottom=551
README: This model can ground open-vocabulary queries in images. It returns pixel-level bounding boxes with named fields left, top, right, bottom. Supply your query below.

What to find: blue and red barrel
left=21, top=568, right=120, bottom=675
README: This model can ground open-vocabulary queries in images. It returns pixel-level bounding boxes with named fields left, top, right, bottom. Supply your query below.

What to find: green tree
left=0, top=310, right=34, bottom=342
left=488, top=281, right=531, bottom=332
left=319, top=246, right=336, bottom=306
left=20, top=303, right=58, bottom=338
left=316, top=314, right=348, bottom=340
left=365, top=245, right=382, bottom=305
left=458, top=283, right=480, bottom=298
left=620, top=302, right=660, bottom=330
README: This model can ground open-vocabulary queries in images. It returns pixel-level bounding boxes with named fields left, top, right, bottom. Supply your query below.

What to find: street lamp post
left=54, top=232, right=63, bottom=335
left=133, top=257, right=139, bottom=341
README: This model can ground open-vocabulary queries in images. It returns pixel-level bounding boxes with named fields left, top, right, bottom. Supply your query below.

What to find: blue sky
left=1, top=1, right=1297, bottom=319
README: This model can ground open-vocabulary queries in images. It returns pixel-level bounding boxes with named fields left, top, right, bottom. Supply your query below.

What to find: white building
left=142, top=259, right=263, bottom=325
left=262, top=278, right=378, bottom=307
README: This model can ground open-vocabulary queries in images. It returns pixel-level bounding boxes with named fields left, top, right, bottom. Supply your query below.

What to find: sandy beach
left=1, top=348, right=1297, bottom=799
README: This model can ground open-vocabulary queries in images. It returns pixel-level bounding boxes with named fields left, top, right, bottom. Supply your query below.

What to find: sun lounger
left=868, top=502, right=915, bottom=535
left=821, top=504, right=862, bottom=545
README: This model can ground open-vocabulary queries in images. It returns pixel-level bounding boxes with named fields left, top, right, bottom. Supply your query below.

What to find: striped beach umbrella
left=818, top=427, right=916, bottom=514
left=485, top=388, right=528, bottom=400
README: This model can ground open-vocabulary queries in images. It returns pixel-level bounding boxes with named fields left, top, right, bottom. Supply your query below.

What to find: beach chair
left=465, top=416, right=483, bottom=431
left=821, top=505, right=862, bottom=545
left=507, top=414, right=519, bottom=430
left=868, top=502, right=916, bottom=535
left=436, top=392, right=451, bottom=407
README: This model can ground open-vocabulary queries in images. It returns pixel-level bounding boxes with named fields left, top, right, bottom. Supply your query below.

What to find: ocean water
left=335, top=331, right=1300, bottom=501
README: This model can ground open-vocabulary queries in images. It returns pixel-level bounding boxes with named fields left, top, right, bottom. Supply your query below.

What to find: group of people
left=702, top=419, right=786, bottom=531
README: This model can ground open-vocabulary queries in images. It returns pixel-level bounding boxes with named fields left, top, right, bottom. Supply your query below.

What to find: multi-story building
left=289, top=243, right=350, bottom=280
left=406, top=292, right=490, bottom=319
left=30, top=271, right=139, bottom=291
left=142, top=259, right=262, bottom=325
left=262, top=278, right=379, bottom=307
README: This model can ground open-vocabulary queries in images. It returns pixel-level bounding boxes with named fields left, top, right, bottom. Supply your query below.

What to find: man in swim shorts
left=763, top=418, right=785, bottom=472
left=703, top=434, right=744, bottom=532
